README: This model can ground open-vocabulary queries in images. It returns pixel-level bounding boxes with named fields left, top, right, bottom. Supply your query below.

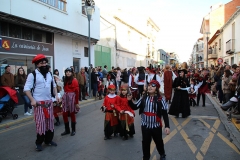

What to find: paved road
left=0, top=97, right=239, bottom=160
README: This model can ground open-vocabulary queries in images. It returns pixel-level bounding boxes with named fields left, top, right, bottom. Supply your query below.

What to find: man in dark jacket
left=1, top=65, right=14, bottom=89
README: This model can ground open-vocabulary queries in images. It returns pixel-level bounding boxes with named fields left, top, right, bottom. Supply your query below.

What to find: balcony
left=208, top=54, right=217, bottom=59
left=226, top=39, right=235, bottom=54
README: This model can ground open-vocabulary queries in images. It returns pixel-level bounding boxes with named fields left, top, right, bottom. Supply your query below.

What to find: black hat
left=65, top=67, right=73, bottom=73
left=178, top=69, right=187, bottom=74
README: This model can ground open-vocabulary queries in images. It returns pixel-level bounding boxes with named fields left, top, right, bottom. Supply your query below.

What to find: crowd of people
left=1, top=53, right=240, bottom=160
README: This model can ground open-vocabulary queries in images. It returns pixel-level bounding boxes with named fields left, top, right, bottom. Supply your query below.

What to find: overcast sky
left=95, top=0, right=231, bottom=62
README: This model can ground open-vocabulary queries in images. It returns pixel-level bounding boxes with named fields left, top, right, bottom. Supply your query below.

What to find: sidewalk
left=0, top=98, right=96, bottom=130
left=206, top=93, right=240, bottom=150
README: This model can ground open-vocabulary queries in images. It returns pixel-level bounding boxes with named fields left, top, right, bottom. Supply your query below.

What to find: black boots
left=61, top=122, right=70, bottom=136
left=61, top=122, right=76, bottom=136
left=54, top=117, right=60, bottom=126
left=71, top=122, right=76, bottom=136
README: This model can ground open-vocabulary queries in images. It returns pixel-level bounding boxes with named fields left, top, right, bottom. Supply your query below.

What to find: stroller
left=0, top=87, right=18, bottom=123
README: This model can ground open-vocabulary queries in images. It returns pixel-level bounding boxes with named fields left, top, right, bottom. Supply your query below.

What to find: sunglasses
left=149, top=83, right=157, bottom=87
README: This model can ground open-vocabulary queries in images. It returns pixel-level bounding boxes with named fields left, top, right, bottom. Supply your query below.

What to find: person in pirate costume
left=61, top=67, right=79, bottom=136
left=197, top=69, right=210, bottom=107
left=134, top=66, right=146, bottom=99
left=129, top=67, right=138, bottom=100
left=118, top=84, right=135, bottom=140
left=144, top=64, right=162, bottom=91
left=163, top=65, right=174, bottom=104
left=24, top=54, right=59, bottom=151
left=128, top=80, right=170, bottom=160
left=101, top=84, right=121, bottom=140
left=168, top=62, right=191, bottom=118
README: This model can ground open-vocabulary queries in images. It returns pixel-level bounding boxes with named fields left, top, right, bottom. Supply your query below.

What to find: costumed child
left=128, top=80, right=170, bottom=160
left=52, top=74, right=64, bottom=126
left=98, top=80, right=104, bottom=100
left=118, top=84, right=135, bottom=140
left=101, top=85, right=121, bottom=140
left=61, top=67, right=79, bottom=136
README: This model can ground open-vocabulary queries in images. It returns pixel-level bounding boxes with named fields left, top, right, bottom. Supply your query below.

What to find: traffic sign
left=217, top=58, right=223, bottom=64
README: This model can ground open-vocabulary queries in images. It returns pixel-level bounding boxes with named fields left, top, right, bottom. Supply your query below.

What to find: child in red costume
left=101, top=85, right=121, bottom=140
left=118, top=84, right=135, bottom=140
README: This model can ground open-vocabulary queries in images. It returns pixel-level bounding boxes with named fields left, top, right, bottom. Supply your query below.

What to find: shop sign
left=0, top=37, right=54, bottom=56
left=217, top=58, right=223, bottom=64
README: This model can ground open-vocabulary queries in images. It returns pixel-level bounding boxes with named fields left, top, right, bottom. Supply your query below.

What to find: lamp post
left=85, top=5, right=94, bottom=97
left=205, top=32, right=210, bottom=68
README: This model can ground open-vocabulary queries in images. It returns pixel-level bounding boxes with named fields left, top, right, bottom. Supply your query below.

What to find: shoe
left=122, top=136, right=128, bottom=140
left=45, top=141, right=57, bottom=146
left=83, top=98, right=87, bottom=100
left=71, top=131, right=76, bottom=136
left=24, top=112, right=31, bottom=116
left=29, top=109, right=33, bottom=114
left=54, top=121, right=60, bottom=126
left=160, top=154, right=166, bottom=160
left=114, top=133, right=118, bottom=137
left=35, top=144, right=42, bottom=151
left=61, top=131, right=70, bottom=136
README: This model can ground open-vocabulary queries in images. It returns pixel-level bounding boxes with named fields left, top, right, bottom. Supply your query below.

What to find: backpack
left=31, top=71, right=55, bottom=97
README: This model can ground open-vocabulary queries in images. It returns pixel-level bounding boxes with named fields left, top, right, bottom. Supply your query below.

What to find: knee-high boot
left=197, top=94, right=201, bottom=106
left=202, top=94, right=206, bottom=107
left=61, top=122, right=70, bottom=136
left=71, top=122, right=76, bottom=136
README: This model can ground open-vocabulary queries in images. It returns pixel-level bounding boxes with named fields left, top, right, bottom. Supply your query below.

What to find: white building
left=97, top=10, right=159, bottom=69
left=221, top=8, right=240, bottom=65
left=0, top=0, right=100, bottom=78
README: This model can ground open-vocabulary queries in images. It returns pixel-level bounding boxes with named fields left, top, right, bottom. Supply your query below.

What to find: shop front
left=0, top=37, right=54, bottom=76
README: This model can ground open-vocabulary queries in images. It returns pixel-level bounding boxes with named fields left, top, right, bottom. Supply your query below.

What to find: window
left=84, top=47, right=89, bottom=57
left=0, top=21, right=8, bottom=36
left=33, top=29, right=43, bottom=42
left=22, top=27, right=32, bottom=40
left=9, top=23, right=21, bottom=38
left=39, top=0, right=66, bottom=11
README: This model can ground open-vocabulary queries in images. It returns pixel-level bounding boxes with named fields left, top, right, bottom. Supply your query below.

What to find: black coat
left=169, top=77, right=190, bottom=118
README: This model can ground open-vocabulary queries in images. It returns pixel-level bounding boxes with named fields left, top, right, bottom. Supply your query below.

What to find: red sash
left=144, top=112, right=162, bottom=127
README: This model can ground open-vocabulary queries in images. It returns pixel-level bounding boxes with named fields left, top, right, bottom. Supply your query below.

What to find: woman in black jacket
left=15, top=67, right=32, bottom=116
left=91, top=68, right=99, bottom=100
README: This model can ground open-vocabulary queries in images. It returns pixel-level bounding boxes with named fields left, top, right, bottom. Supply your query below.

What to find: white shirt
left=24, top=69, right=56, bottom=101
left=145, top=73, right=162, bottom=86
left=134, top=74, right=145, bottom=85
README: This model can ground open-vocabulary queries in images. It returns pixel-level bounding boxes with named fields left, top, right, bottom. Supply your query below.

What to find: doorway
left=73, top=58, right=80, bottom=74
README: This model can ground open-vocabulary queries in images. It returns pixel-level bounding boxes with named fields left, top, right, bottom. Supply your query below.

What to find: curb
left=206, top=94, right=240, bottom=150
left=0, top=98, right=100, bottom=131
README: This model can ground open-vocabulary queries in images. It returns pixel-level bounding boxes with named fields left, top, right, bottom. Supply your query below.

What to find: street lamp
left=205, top=32, right=210, bottom=68
left=85, top=5, right=94, bottom=97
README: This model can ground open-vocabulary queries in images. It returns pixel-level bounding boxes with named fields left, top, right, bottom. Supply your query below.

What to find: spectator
left=222, top=69, right=232, bottom=103
left=15, top=67, right=32, bottom=116
left=1, top=65, right=14, bottom=88
left=91, top=68, right=99, bottom=100
left=84, top=67, right=89, bottom=97
left=102, top=65, right=108, bottom=88
left=54, top=69, right=59, bottom=76
left=77, top=67, right=87, bottom=101
left=116, top=67, right=121, bottom=93
left=121, top=68, right=129, bottom=85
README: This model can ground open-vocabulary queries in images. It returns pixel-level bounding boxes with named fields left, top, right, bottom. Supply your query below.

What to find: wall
left=54, top=34, right=94, bottom=78
left=0, top=0, right=100, bottom=40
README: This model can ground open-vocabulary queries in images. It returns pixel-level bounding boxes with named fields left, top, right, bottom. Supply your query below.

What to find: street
left=0, top=97, right=240, bottom=160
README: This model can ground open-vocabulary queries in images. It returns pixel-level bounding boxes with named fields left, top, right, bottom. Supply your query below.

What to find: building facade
left=97, top=10, right=160, bottom=69
left=0, top=0, right=100, bottom=78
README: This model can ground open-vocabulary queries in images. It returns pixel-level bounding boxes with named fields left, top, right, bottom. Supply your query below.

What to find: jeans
left=92, top=83, right=98, bottom=97
left=21, top=95, right=32, bottom=113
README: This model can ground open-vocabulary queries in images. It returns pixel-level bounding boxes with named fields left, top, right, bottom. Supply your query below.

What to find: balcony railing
left=39, top=0, right=66, bottom=11
left=208, top=54, right=217, bottom=59
left=226, top=39, right=235, bottom=54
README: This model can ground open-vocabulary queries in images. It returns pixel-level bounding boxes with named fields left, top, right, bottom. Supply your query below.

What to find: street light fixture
left=85, top=5, right=94, bottom=97
left=205, top=32, right=210, bottom=68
